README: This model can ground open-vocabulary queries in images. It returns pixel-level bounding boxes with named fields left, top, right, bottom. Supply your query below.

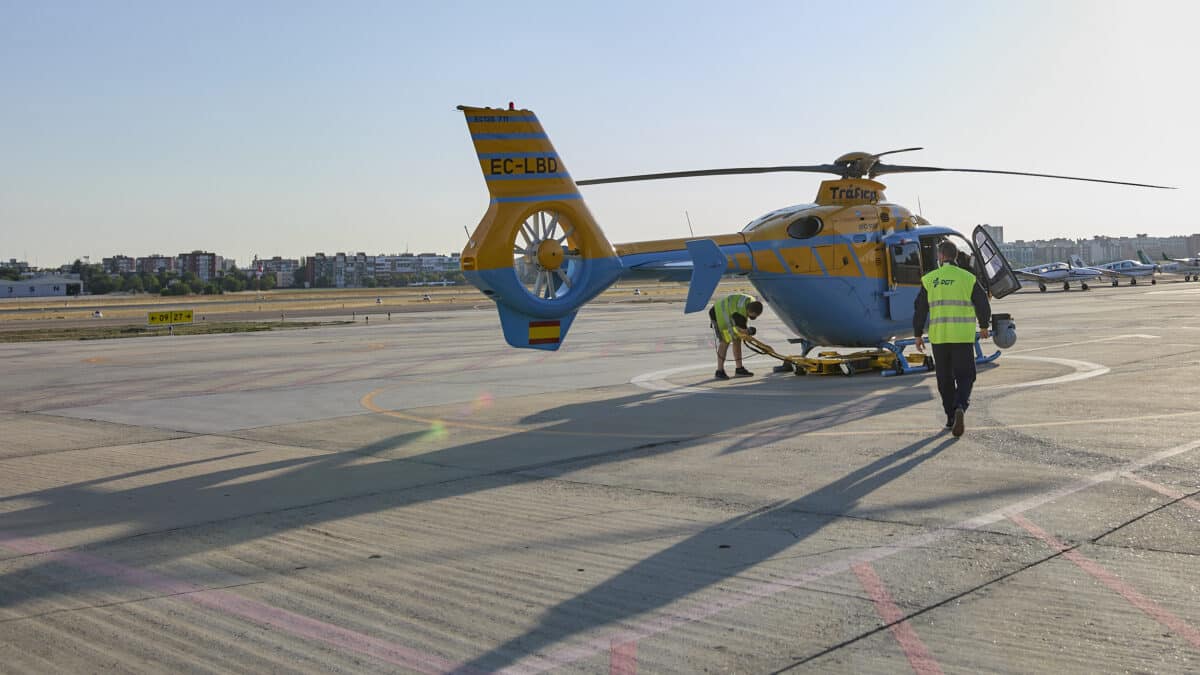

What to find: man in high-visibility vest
left=708, top=293, right=763, bottom=380
left=913, top=241, right=991, bottom=437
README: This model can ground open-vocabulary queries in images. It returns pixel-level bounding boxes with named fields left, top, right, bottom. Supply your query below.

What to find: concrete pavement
left=1, top=282, right=1198, bottom=673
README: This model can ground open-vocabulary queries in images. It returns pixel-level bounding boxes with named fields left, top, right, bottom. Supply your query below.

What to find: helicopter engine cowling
left=991, top=313, right=1017, bottom=349
left=458, top=106, right=623, bottom=350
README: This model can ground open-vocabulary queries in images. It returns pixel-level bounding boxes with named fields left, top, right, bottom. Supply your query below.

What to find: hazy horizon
left=4, top=1, right=1198, bottom=267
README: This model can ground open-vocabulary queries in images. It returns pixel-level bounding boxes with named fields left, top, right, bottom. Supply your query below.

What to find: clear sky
left=3, top=0, right=1198, bottom=267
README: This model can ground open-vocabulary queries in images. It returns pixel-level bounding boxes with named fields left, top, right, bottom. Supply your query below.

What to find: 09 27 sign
left=147, top=309, right=194, bottom=325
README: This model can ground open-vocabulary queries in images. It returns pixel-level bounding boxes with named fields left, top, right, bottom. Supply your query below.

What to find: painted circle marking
left=631, top=354, right=1108, bottom=395
left=359, top=353, right=1152, bottom=440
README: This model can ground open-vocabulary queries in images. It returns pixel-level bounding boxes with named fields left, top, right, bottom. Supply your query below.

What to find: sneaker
left=715, top=369, right=730, bottom=380
left=734, top=366, right=754, bottom=377
left=944, top=416, right=954, bottom=430
left=952, top=408, right=965, bottom=437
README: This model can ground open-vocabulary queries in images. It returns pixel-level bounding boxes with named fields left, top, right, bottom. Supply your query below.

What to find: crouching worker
left=709, top=293, right=763, bottom=380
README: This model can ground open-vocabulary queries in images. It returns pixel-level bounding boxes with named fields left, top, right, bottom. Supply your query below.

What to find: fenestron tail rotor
left=512, top=210, right=580, bottom=300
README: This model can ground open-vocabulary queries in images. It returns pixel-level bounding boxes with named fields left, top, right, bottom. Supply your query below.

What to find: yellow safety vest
left=713, top=293, right=755, bottom=342
left=921, top=264, right=978, bottom=343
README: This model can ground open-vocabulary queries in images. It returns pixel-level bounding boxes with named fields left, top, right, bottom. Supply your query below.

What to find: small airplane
left=1090, top=253, right=1158, bottom=286
left=1014, top=260, right=1110, bottom=292
left=1144, top=250, right=1200, bottom=281
left=456, top=104, right=1173, bottom=374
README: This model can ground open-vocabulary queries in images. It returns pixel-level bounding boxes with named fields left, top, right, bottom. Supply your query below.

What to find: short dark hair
left=747, top=301, right=763, bottom=315
left=937, top=240, right=958, bottom=261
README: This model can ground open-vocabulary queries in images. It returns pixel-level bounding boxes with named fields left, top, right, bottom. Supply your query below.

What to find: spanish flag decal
left=528, top=320, right=561, bottom=345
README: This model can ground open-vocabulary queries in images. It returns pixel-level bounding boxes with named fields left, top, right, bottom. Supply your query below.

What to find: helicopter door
left=970, top=225, right=1021, bottom=299
left=883, top=236, right=923, bottom=321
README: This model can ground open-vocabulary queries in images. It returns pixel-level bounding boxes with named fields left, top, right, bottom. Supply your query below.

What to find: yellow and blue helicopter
left=456, top=104, right=1172, bottom=375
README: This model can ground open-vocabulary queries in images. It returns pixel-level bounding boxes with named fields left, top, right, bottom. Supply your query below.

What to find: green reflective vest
left=713, top=293, right=755, bottom=342
left=921, top=264, right=978, bottom=343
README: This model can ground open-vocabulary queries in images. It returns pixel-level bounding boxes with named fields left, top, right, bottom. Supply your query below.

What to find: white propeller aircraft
left=1015, top=260, right=1110, bottom=292
left=1144, top=250, right=1200, bottom=281
left=1088, top=253, right=1158, bottom=286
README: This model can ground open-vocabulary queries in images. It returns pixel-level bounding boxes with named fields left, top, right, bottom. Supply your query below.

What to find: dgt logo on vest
left=932, top=278, right=957, bottom=287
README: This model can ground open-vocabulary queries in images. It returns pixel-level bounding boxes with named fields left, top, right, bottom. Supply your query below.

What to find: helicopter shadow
left=0, top=373, right=1031, bottom=667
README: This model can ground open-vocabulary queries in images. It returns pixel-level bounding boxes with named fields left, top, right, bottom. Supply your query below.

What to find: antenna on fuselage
left=685, top=210, right=696, bottom=238
left=917, top=195, right=924, bottom=217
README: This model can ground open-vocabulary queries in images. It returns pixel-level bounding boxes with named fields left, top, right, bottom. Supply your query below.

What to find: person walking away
left=913, top=241, right=991, bottom=436
left=709, top=293, right=763, bottom=380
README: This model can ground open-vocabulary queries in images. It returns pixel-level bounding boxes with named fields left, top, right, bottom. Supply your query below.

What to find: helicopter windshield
left=741, top=205, right=815, bottom=233
left=915, top=233, right=978, bottom=276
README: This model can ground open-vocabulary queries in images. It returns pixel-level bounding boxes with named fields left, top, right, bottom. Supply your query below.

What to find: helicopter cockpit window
left=786, top=216, right=823, bottom=239
left=919, top=237, right=942, bottom=275
left=891, top=242, right=922, bottom=285
left=741, top=205, right=815, bottom=233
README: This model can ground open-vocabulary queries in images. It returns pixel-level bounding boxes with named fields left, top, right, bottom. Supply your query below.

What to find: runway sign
left=147, top=309, right=194, bottom=325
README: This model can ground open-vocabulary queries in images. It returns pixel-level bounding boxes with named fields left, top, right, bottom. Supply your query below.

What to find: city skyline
left=3, top=2, right=1198, bottom=265
left=9, top=227, right=1200, bottom=277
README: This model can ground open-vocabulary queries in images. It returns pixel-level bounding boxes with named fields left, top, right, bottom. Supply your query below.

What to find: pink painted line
left=609, top=638, right=637, bottom=675
left=1124, top=473, right=1200, bottom=512
left=506, top=439, right=1200, bottom=673
left=1008, top=513, right=1200, bottom=649
left=852, top=562, right=944, bottom=675
left=0, top=533, right=475, bottom=674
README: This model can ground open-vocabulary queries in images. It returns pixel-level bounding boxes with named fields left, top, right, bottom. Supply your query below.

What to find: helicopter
left=456, top=104, right=1174, bottom=373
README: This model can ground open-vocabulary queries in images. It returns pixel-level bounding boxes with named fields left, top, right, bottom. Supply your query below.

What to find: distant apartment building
left=304, top=251, right=462, bottom=287
left=305, top=252, right=337, bottom=287
left=102, top=255, right=136, bottom=275
left=136, top=254, right=177, bottom=274
left=345, top=252, right=376, bottom=287
left=178, top=250, right=218, bottom=281
left=416, top=252, right=462, bottom=272
left=980, top=224, right=1004, bottom=245
left=254, top=256, right=301, bottom=288
left=374, top=253, right=419, bottom=280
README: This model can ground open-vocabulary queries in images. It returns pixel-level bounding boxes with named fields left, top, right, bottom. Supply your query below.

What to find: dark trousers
left=932, top=342, right=976, bottom=418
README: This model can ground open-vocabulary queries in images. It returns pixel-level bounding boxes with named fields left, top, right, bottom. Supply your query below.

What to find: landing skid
left=744, top=332, right=999, bottom=377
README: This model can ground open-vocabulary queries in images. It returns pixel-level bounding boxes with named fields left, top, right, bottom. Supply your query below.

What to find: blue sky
left=2, top=1, right=1197, bottom=266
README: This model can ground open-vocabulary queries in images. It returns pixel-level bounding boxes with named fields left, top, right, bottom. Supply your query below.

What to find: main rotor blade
left=872, top=163, right=1176, bottom=189
left=576, top=165, right=840, bottom=186
left=871, top=147, right=924, bottom=159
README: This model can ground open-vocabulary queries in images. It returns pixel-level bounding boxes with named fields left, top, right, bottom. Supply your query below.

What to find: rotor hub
left=536, top=239, right=565, bottom=270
